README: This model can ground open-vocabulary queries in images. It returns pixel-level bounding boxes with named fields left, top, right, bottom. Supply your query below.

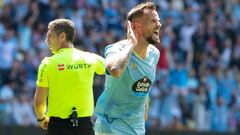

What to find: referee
left=34, top=19, right=105, bottom=135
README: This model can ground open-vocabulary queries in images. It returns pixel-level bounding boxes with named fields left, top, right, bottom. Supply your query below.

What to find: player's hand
left=38, top=116, right=49, bottom=129
left=127, top=21, right=141, bottom=48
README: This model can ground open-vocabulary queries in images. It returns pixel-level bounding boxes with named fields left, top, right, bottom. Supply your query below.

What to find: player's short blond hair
left=127, top=2, right=156, bottom=22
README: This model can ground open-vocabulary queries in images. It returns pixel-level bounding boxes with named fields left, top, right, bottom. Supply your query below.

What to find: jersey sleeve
left=94, top=54, right=105, bottom=75
left=104, top=40, right=126, bottom=59
left=104, top=44, right=117, bottom=58
left=36, top=57, right=49, bottom=87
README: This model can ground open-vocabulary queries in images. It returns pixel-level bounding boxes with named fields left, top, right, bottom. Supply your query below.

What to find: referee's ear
left=59, top=32, right=67, bottom=42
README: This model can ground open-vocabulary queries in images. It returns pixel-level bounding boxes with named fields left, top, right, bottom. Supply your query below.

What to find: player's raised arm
left=106, top=21, right=140, bottom=77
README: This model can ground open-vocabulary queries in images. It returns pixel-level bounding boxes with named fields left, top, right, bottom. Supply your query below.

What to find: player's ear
left=132, top=22, right=141, bottom=30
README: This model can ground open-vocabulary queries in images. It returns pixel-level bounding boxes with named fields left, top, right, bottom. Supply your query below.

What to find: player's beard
left=146, top=36, right=159, bottom=45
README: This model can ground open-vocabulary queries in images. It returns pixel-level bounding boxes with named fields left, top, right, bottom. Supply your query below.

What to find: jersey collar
left=56, top=48, right=74, bottom=54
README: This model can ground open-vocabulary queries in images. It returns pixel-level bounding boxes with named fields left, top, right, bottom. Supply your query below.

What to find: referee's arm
left=34, top=86, right=49, bottom=129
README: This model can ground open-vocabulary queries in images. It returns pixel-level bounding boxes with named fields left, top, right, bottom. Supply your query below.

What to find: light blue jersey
left=94, top=41, right=160, bottom=135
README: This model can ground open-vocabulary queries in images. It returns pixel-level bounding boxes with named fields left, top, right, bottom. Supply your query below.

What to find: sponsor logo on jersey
left=58, top=64, right=65, bottom=71
left=132, top=76, right=152, bottom=97
left=57, top=63, right=91, bottom=71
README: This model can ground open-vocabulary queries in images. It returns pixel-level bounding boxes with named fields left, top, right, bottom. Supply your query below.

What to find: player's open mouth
left=154, top=31, right=159, bottom=36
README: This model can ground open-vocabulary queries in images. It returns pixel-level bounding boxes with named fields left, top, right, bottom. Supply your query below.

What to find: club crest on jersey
left=131, top=63, right=137, bottom=69
left=132, top=76, right=152, bottom=97
left=58, top=64, right=65, bottom=71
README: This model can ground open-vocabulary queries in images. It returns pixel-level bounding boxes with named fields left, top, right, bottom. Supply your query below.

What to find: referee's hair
left=49, top=19, right=76, bottom=42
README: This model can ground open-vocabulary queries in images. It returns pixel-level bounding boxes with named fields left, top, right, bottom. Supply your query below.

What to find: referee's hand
left=38, top=116, right=49, bottom=129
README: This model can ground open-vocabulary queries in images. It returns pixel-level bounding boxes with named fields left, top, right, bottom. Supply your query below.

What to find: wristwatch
left=37, top=116, right=46, bottom=122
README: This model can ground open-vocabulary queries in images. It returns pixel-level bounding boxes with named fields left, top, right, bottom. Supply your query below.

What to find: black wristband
left=37, top=116, right=46, bottom=122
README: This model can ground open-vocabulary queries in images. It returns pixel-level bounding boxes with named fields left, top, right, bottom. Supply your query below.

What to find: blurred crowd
left=0, top=0, right=240, bottom=133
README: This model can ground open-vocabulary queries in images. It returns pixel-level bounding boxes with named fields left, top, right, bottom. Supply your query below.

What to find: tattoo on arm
left=117, top=48, right=133, bottom=70
left=107, top=42, right=134, bottom=76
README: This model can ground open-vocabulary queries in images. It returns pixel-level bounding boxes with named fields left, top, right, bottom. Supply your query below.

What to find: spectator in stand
left=13, top=93, right=36, bottom=126
left=0, top=0, right=239, bottom=132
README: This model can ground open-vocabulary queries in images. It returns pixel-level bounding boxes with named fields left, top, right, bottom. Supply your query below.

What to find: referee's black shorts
left=47, top=117, right=94, bottom=135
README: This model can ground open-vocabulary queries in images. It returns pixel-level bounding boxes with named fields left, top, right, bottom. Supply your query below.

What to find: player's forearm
left=106, top=45, right=133, bottom=77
